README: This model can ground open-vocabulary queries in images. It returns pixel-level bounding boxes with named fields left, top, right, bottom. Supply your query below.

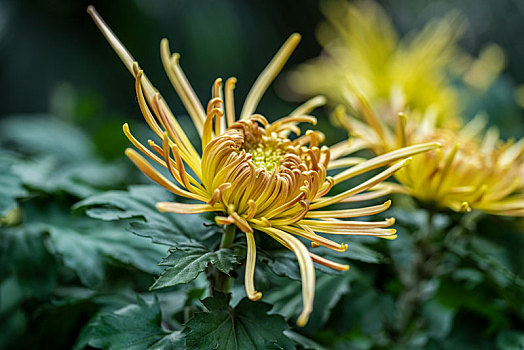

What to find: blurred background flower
left=290, top=0, right=524, bottom=216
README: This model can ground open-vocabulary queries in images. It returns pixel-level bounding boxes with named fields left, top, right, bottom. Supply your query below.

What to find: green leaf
left=452, top=268, right=484, bottom=288
left=75, top=185, right=173, bottom=222
left=184, top=292, right=295, bottom=350
left=17, top=204, right=166, bottom=288
left=0, top=283, right=26, bottom=350
left=261, top=249, right=343, bottom=282
left=151, top=241, right=239, bottom=289
left=387, top=208, right=450, bottom=231
left=261, top=250, right=301, bottom=281
left=468, top=236, right=524, bottom=289
left=345, top=241, right=384, bottom=263
left=0, top=116, right=127, bottom=198
left=48, top=222, right=166, bottom=288
left=265, top=272, right=353, bottom=330
left=10, top=298, right=99, bottom=350
left=0, top=115, right=93, bottom=161
left=0, top=153, right=27, bottom=218
left=0, top=226, right=58, bottom=298
left=329, top=284, right=396, bottom=336
left=358, top=292, right=396, bottom=335
left=422, top=300, right=455, bottom=340
left=496, top=330, right=524, bottom=350
left=74, top=185, right=220, bottom=246
left=12, top=156, right=126, bottom=198
left=283, top=331, right=328, bottom=350
left=78, top=296, right=181, bottom=350
left=436, top=278, right=508, bottom=332
left=388, top=227, right=417, bottom=286
left=147, top=331, right=184, bottom=350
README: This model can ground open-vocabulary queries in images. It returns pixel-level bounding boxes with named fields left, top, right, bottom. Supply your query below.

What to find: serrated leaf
left=12, top=156, right=126, bottom=198
left=262, top=250, right=301, bottom=281
left=74, top=185, right=220, bottom=246
left=0, top=153, right=27, bottom=218
left=184, top=292, right=295, bottom=350
left=0, top=227, right=58, bottom=298
left=151, top=241, right=239, bottom=289
left=0, top=115, right=93, bottom=161
left=78, top=296, right=179, bottom=350
left=265, top=272, right=353, bottom=330
left=261, top=249, right=343, bottom=282
left=308, top=241, right=384, bottom=266
left=422, top=300, right=455, bottom=340
left=18, top=204, right=166, bottom=288
left=345, top=241, right=384, bottom=263
left=147, top=331, right=184, bottom=349
left=75, top=185, right=173, bottom=222
left=0, top=116, right=127, bottom=198
left=48, top=222, right=166, bottom=288
left=468, top=236, right=524, bottom=289
left=283, top=331, right=328, bottom=350
left=331, top=285, right=396, bottom=336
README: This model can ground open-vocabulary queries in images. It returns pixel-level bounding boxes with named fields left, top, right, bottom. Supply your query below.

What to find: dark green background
left=1, top=0, right=523, bottom=140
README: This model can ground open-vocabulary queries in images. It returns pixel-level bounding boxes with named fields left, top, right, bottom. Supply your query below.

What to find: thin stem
left=213, top=224, right=236, bottom=292
left=183, top=306, right=194, bottom=323
left=220, top=224, right=236, bottom=249
left=418, top=209, right=435, bottom=242
left=397, top=208, right=436, bottom=337
left=426, top=210, right=434, bottom=236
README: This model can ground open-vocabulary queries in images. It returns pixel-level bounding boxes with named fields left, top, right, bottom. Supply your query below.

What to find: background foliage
left=0, top=0, right=523, bottom=349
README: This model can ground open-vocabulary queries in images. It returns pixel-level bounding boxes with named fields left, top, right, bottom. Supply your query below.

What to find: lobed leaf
left=184, top=292, right=295, bottom=350
left=265, top=272, right=353, bottom=330
left=9, top=204, right=166, bottom=289
left=76, top=296, right=182, bottom=350
left=151, top=241, right=239, bottom=289
left=12, top=156, right=126, bottom=198
left=0, top=115, right=93, bottom=161
left=74, top=185, right=220, bottom=246
left=0, top=155, right=27, bottom=218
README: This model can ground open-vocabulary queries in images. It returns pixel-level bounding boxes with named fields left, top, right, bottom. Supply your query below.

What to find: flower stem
left=213, top=224, right=236, bottom=292
left=397, top=208, right=436, bottom=337
left=220, top=224, right=236, bottom=250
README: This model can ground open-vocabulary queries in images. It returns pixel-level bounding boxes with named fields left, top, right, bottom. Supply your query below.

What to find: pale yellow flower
left=88, top=6, right=438, bottom=326
left=288, top=0, right=504, bottom=127
left=336, top=100, right=524, bottom=216
left=287, top=0, right=521, bottom=217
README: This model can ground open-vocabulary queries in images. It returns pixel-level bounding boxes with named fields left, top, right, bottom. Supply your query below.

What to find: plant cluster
left=1, top=1, right=523, bottom=349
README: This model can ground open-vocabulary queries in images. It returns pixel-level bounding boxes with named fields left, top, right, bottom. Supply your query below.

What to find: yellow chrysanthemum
left=88, top=7, right=438, bottom=326
left=288, top=0, right=504, bottom=127
left=336, top=99, right=524, bottom=216
left=286, top=0, right=521, bottom=216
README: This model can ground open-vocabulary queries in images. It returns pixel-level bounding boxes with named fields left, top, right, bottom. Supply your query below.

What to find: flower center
left=231, top=118, right=293, bottom=172
left=244, top=142, right=285, bottom=172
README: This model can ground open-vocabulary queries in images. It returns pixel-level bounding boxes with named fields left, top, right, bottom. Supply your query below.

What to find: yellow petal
left=244, top=231, right=262, bottom=301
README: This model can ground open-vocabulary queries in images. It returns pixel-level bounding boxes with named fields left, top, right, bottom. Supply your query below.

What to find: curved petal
left=255, top=225, right=315, bottom=327
left=244, top=231, right=262, bottom=301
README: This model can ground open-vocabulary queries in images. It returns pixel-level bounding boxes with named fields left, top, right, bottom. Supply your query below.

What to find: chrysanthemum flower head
left=288, top=0, right=504, bottom=127
left=285, top=0, right=520, bottom=217
left=88, top=6, right=438, bottom=326
left=336, top=99, right=524, bottom=216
